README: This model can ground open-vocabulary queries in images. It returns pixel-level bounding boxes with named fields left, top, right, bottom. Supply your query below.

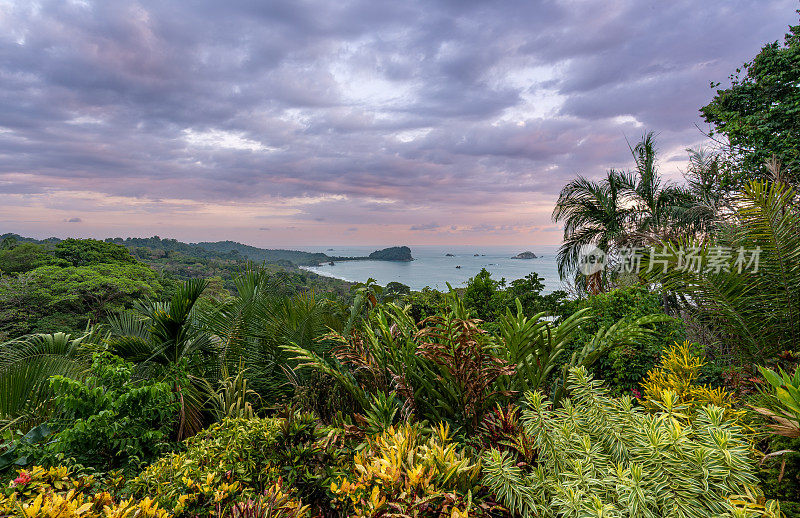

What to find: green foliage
left=51, top=353, right=179, bottom=473
left=494, top=296, right=669, bottom=405
left=558, top=286, right=684, bottom=395
left=757, top=435, right=800, bottom=517
left=133, top=414, right=344, bottom=516
left=0, top=242, right=56, bottom=275
left=200, top=266, right=343, bottom=406
left=355, top=391, right=403, bottom=435
left=701, top=20, right=800, bottom=185
left=287, top=295, right=503, bottom=434
left=755, top=364, right=800, bottom=438
left=408, top=286, right=448, bottom=323
left=415, top=307, right=516, bottom=434
left=287, top=292, right=520, bottom=435
left=482, top=367, right=760, bottom=518
left=0, top=327, right=105, bottom=431
left=493, top=301, right=593, bottom=395
left=506, top=273, right=567, bottom=316
left=0, top=262, right=164, bottom=338
left=54, top=238, right=135, bottom=267
left=195, top=240, right=331, bottom=266
left=107, top=279, right=211, bottom=439
left=643, top=180, right=800, bottom=362
left=132, top=417, right=281, bottom=514
left=288, top=290, right=667, bottom=438
left=463, top=268, right=503, bottom=321
left=199, top=363, right=257, bottom=422
left=10, top=353, right=180, bottom=475
left=462, top=269, right=567, bottom=323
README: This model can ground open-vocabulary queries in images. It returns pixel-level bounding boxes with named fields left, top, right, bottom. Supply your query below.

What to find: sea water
left=298, top=245, right=566, bottom=294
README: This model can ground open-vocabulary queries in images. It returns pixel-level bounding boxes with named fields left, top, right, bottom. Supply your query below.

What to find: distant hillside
left=107, top=236, right=238, bottom=260
left=195, top=241, right=330, bottom=266
left=3, top=233, right=413, bottom=267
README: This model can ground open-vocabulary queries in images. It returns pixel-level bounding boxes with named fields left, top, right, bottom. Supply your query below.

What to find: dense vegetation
left=1, top=18, right=800, bottom=518
left=0, top=234, right=353, bottom=341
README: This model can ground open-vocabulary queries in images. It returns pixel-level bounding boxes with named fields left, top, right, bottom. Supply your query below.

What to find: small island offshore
left=511, top=251, right=538, bottom=259
left=367, top=246, right=414, bottom=261
left=321, top=245, right=414, bottom=265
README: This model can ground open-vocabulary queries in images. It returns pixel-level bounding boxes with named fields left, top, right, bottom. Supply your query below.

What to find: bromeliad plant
left=482, top=367, right=761, bottom=518
left=494, top=298, right=669, bottom=404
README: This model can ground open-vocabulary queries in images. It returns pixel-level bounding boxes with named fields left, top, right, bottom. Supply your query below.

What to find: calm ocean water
left=298, top=245, right=566, bottom=294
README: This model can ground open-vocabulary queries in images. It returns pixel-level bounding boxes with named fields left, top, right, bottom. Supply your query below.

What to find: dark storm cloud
left=0, top=0, right=796, bottom=233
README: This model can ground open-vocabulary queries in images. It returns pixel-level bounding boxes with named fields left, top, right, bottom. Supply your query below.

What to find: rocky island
left=511, top=251, right=538, bottom=259
left=317, top=246, right=414, bottom=265
left=368, top=246, right=414, bottom=261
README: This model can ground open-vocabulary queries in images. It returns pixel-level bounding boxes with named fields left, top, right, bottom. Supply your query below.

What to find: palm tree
left=552, top=169, right=632, bottom=292
left=200, top=265, right=343, bottom=405
left=680, top=148, right=733, bottom=239
left=622, top=132, right=691, bottom=245
left=106, top=278, right=212, bottom=439
left=643, top=179, right=800, bottom=361
left=0, top=326, right=106, bottom=431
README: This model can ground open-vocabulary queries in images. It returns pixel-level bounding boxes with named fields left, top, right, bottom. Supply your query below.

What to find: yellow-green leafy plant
left=639, top=341, right=742, bottom=423
left=132, top=417, right=283, bottom=515
left=728, top=484, right=786, bottom=518
left=330, top=422, right=493, bottom=517
left=133, top=414, right=345, bottom=516
left=482, top=367, right=763, bottom=518
left=0, top=465, right=171, bottom=518
left=200, top=362, right=258, bottom=422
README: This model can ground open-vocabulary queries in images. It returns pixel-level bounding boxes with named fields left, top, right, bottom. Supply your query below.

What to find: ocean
left=297, top=245, right=566, bottom=294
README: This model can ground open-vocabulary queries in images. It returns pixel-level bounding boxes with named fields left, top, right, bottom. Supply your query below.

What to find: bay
left=298, top=244, right=565, bottom=294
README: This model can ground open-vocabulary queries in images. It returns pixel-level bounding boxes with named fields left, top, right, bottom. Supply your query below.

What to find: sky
left=0, top=1, right=797, bottom=247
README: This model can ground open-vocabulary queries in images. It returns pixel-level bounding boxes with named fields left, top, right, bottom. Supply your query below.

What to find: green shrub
left=35, top=352, right=179, bottom=474
left=482, top=367, right=761, bottom=518
left=133, top=414, right=346, bottom=516
left=558, top=286, right=683, bottom=395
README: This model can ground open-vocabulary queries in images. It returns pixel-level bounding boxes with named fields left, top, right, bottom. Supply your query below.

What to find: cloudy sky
left=0, top=1, right=796, bottom=247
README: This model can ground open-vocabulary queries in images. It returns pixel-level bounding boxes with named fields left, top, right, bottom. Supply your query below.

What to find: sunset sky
left=1, top=1, right=797, bottom=247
